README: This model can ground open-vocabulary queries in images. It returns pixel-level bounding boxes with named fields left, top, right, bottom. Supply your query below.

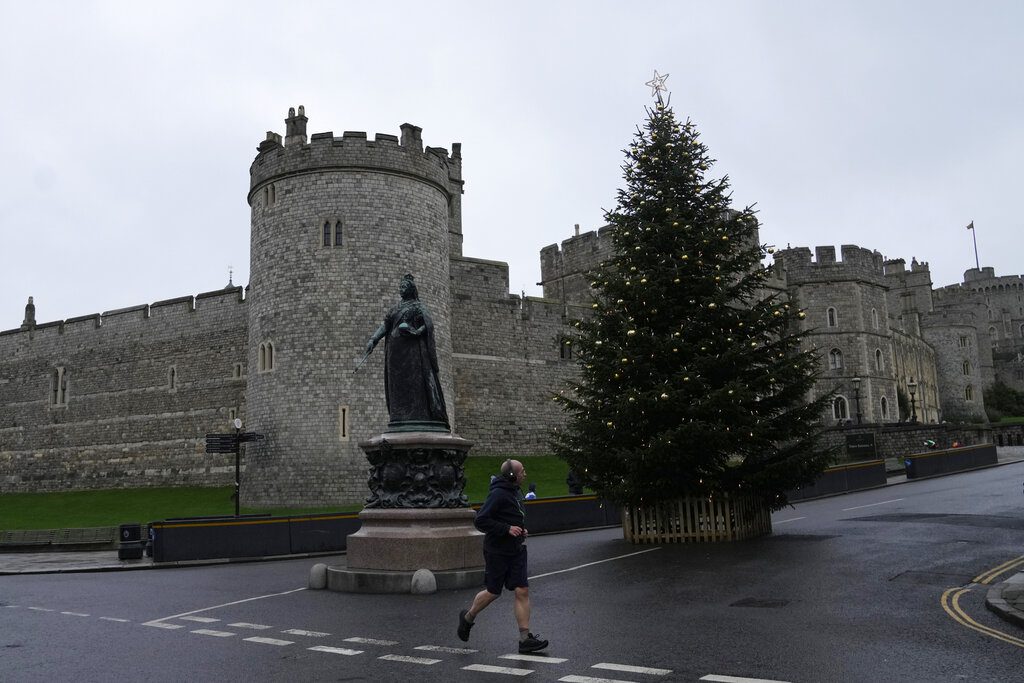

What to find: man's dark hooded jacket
left=474, top=478, right=526, bottom=556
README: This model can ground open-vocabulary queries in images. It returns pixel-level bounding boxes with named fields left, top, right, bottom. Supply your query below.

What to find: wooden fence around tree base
left=622, top=494, right=773, bottom=543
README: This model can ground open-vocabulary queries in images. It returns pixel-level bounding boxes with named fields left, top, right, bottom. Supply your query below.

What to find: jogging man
left=457, top=459, right=548, bottom=653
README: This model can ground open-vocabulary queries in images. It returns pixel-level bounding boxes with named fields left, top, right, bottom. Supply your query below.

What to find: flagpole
left=968, top=221, right=980, bottom=270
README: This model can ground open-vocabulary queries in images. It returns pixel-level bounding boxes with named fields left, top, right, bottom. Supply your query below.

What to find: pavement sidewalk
left=4, top=447, right=1024, bottom=634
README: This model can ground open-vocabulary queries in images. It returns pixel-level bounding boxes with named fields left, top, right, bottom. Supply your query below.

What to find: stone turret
left=244, top=107, right=465, bottom=506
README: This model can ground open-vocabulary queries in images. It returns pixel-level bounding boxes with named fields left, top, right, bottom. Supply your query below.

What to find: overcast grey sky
left=2, top=1, right=1021, bottom=329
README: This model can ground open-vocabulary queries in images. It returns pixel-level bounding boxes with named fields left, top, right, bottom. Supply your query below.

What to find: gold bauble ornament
left=627, top=330, right=636, bottom=336
left=660, top=393, right=669, bottom=399
left=708, top=302, right=717, bottom=309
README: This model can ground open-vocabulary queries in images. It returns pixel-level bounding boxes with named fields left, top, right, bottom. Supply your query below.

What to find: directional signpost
left=205, top=419, right=264, bottom=516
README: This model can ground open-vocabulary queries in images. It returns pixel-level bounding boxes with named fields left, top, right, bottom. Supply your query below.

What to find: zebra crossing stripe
left=244, top=636, right=294, bottom=646
left=309, top=646, right=363, bottom=656
left=464, top=664, right=534, bottom=676
left=378, top=654, right=441, bottom=665
left=593, top=662, right=672, bottom=675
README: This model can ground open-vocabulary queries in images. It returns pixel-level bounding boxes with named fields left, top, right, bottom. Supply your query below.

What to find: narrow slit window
left=827, top=307, right=838, bottom=327
left=339, top=404, right=350, bottom=442
left=168, top=366, right=177, bottom=390
left=880, top=396, right=889, bottom=420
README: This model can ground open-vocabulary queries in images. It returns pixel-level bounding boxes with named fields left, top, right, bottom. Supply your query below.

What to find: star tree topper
left=644, top=70, right=669, bottom=104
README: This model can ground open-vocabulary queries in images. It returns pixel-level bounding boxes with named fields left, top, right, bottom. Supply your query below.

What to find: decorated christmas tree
left=553, top=78, right=833, bottom=511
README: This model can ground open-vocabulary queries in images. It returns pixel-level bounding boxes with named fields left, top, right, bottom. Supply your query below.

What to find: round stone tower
left=243, top=106, right=464, bottom=506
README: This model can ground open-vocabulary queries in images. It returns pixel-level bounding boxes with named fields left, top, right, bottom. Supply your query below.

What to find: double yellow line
left=940, top=554, right=1024, bottom=649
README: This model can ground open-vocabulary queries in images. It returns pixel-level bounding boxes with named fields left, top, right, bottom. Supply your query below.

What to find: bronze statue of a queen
left=365, top=274, right=450, bottom=432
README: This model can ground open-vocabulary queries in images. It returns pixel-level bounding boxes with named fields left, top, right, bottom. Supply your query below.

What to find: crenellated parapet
left=0, top=287, right=246, bottom=351
left=773, top=244, right=885, bottom=286
left=249, top=107, right=463, bottom=207
left=539, top=224, right=615, bottom=302
left=960, top=268, right=1024, bottom=291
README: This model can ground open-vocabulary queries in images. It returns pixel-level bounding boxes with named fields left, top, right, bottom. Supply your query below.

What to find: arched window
left=875, top=349, right=883, bottom=371
left=880, top=396, right=889, bottom=421
left=334, top=221, right=343, bottom=247
left=259, top=343, right=275, bottom=372
left=828, top=348, right=843, bottom=370
left=833, top=396, right=848, bottom=420
left=1019, top=323, right=1024, bottom=338
left=827, top=307, right=838, bottom=327
left=965, top=385, right=974, bottom=401
left=559, top=336, right=573, bottom=360
left=962, top=361, right=971, bottom=376
left=990, top=326, right=998, bottom=340
left=871, top=308, right=879, bottom=329
left=323, top=221, right=331, bottom=247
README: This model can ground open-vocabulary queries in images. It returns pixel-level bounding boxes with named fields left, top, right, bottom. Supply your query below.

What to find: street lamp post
left=907, top=377, right=918, bottom=424
left=852, top=376, right=862, bottom=425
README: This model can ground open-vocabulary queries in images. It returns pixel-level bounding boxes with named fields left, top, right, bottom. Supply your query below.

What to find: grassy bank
left=0, top=455, right=571, bottom=530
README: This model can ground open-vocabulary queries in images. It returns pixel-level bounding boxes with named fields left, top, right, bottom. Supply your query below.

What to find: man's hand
left=508, top=526, right=526, bottom=537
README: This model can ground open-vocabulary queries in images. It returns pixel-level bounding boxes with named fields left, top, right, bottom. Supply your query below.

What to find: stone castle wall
left=451, top=256, right=585, bottom=454
left=539, top=226, right=615, bottom=303
left=0, top=288, right=247, bottom=492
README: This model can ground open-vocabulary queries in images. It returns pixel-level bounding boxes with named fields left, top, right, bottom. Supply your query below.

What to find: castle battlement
left=773, top=244, right=885, bottom=285
left=249, top=106, right=462, bottom=205
left=539, top=224, right=615, bottom=283
left=0, top=287, right=245, bottom=350
left=961, top=268, right=1024, bottom=290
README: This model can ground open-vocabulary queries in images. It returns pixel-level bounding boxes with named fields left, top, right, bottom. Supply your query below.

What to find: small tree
left=552, top=100, right=833, bottom=511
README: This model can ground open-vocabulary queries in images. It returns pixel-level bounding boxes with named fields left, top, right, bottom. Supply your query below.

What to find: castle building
left=542, top=233, right=1024, bottom=429
left=0, top=108, right=578, bottom=505
left=2, top=108, right=1021, bottom=504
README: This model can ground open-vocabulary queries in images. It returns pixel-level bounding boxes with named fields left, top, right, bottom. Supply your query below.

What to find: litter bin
left=118, top=523, right=144, bottom=560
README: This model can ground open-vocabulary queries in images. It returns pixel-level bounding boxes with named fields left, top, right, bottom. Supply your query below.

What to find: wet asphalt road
left=3, top=462, right=1024, bottom=683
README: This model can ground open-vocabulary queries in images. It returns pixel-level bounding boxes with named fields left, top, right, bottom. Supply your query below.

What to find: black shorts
left=484, top=547, right=528, bottom=595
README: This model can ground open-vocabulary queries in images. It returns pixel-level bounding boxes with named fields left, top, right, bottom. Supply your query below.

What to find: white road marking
left=282, top=628, right=330, bottom=637
left=464, top=664, right=534, bottom=676
left=309, top=645, right=364, bottom=656
left=529, top=548, right=661, bottom=580
left=700, top=675, right=793, bottom=683
left=180, top=616, right=220, bottom=623
left=4, top=605, right=19, bottom=608
left=842, top=498, right=903, bottom=511
left=500, top=653, right=569, bottom=663
left=144, top=622, right=184, bottom=630
left=379, top=654, right=441, bottom=665
left=27, top=607, right=55, bottom=612
left=344, top=637, right=399, bottom=646
left=99, top=617, right=131, bottom=623
left=244, top=636, right=294, bottom=646
left=191, top=629, right=235, bottom=638
left=415, top=645, right=478, bottom=654
left=145, top=586, right=306, bottom=626
left=61, top=611, right=90, bottom=617
left=228, top=622, right=272, bottom=630
left=774, top=517, right=806, bottom=524
left=593, top=662, right=672, bottom=675
left=560, top=676, right=636, bottom=683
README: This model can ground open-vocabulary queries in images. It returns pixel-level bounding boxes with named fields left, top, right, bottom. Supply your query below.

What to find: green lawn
left=0, top=455, right=571, bottom=530
left=998, top=416, right=1024, bottom=425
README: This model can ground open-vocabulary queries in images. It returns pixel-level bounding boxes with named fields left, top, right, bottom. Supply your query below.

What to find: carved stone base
left=345, top=508, right=483, bottom=571
left=360, top=431, right=474, bottom=508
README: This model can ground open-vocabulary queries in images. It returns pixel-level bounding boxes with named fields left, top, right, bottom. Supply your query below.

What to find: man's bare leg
left=514, top=586, right=531, bottom=633
left=467, top=589, right=499, bottom=620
